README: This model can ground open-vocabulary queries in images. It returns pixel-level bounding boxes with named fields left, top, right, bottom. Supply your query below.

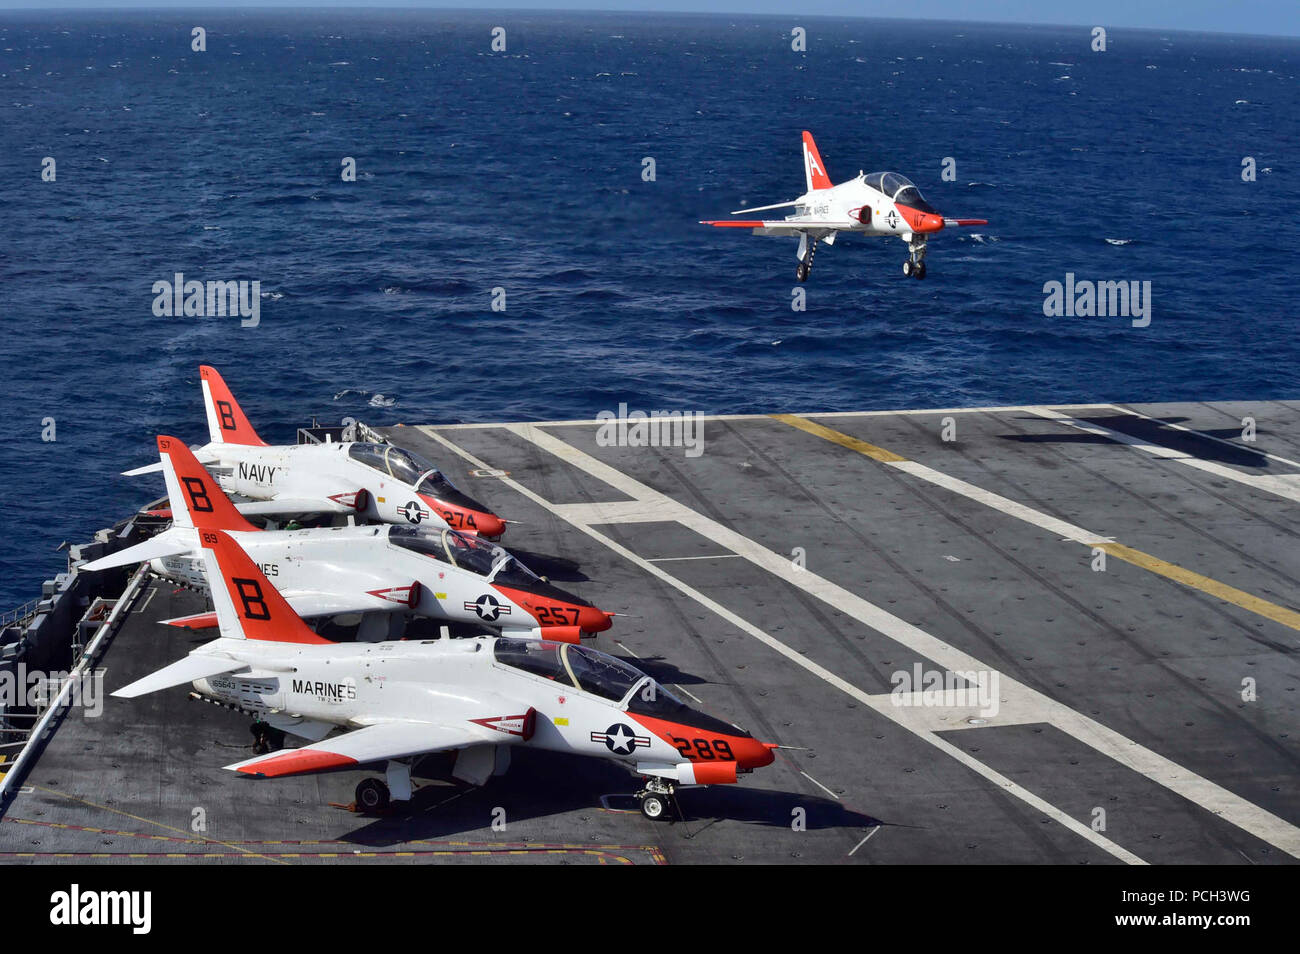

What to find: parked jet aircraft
left=124, top=365, right=506, bottom=537
left=87, top=436, right=612, bottom=643
left=701, top=131, right=987, bottom=281
left=113, top=529, right=777, bottom=817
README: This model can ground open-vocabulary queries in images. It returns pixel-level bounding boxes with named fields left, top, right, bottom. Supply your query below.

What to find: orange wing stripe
left=235, top=749, right=358, bottom=778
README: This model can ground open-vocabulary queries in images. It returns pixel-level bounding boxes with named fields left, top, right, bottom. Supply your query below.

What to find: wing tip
left=224, top=748, right=360, bottom=778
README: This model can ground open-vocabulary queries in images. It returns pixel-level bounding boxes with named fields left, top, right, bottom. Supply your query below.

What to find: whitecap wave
left=333, top=388, right=397, bottom=408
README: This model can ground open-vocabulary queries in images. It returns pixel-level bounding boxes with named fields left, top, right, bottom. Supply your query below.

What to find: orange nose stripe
left=896, top=204, right=945, bottom=233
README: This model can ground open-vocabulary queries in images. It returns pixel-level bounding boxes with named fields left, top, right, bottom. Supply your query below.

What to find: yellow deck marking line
left=775, top=414, right=1300, bottom=634
left=771, top=413, right=907, bottom=462
left=29, top=785, right=289, bottom=865
left=1097, top=543, right=1300, bottom=631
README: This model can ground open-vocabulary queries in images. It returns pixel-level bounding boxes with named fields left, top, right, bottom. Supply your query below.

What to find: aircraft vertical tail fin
left=801, top=131, right=833, bottom=192
left=157, top=435, right=260, bottom=533
left=199, top=529, right=329, bottom=645
left=200, top=365, right=266, bottom=446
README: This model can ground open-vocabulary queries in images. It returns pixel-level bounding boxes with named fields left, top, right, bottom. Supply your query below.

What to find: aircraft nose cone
left=417, top=494, right=506, bottom=537
left=897, top=204, right=945, bottom=233
left=578, top=607, right=614, bottom=633
left=732, top=737, right=778, bottom=769
left=472, top=512, right=507, bottom=538
left=493, top=583, right=613, bottom=634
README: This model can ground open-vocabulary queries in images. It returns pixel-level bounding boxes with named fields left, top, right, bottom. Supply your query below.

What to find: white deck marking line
left=554, top=501, right=670, bottom=524
left=454, top=422, right=1300, bottom=861
left=1110, top=404, right=1300, bottom=470
left=889, top=460, right=1111, bottom=544
left=419, top=426, right=1146, bottom=865
left=134, top=587, right=157, bottom=614
left=672, top=684, right=705, bottom=705
left=616, top=639, right=705, bottom=704
left=429, top=404, right=1118, bottom=430
left=1027, top=406, right=1300, bottom=505
left=647, top=554, right=743, bottom=563
left=800, top=771, right=840, bottom=801
left=848, top=826, right=880, bottom=856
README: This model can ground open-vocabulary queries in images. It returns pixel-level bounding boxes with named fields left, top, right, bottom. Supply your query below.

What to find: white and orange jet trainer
left=87, top=436, right=612, bottom=643
left=124, top=366, right=507, bottom=537
left=701, top=131, right=987, bottom=281
left=112, top=529, right=776, bottom=818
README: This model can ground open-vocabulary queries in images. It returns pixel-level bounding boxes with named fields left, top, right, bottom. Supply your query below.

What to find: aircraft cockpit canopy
left=388, top=527, right=538, bottom=586
left=348, top=443, right=462, bottom=497
left=494, top=639, right=647, bottom=703
left=864, top=172, right=940, bottom=214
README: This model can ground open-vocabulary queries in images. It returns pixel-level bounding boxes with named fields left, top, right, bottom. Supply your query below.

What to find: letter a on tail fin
left=199, top=529, right=329, bottom=645
left=802, top=131, right=833, bottom=192
left=200, top=365, right=266, bottom=446
left=157, top=435, right=259, bottom=533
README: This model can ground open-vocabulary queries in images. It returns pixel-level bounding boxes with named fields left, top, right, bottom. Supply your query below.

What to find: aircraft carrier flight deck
left=2, top=400, right=1298, bottom=865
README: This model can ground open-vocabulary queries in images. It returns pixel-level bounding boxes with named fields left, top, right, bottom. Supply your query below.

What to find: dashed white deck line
left=800, top=771, right=841, bottom=801
left=848, top=826, right=880, bottom=856
left=647, top=554, right=743, bottom=563
left=428, top=404, right=1118, bottom=431
left=428, top=422, right=1300, bottom=862
left=672, top=684, right=705, bottom=705
left=615, top=639, right=704, bottom=704
left=1027, top=406, right=1300, bottom=505
left=419, top=425, right=1146, bottom=865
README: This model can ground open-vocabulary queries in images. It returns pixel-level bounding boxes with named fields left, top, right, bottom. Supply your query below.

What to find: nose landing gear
left=636, top=776, right=680, bottom=821
left=903, top=237, right=928, bottom=279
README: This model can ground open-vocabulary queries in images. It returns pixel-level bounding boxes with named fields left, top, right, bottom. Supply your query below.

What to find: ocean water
left=1, top=11, right=1297, bottom=607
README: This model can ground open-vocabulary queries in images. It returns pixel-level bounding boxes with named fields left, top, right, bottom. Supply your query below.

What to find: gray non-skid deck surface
left=3, top=401, right=1297, bottom=864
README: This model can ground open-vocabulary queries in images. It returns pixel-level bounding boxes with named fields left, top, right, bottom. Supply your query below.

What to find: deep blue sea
left=1, top=10, right=1297, bottom=608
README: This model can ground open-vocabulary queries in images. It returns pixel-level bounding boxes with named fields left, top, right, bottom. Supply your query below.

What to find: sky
left=0, top=2, right=1294, bottom=39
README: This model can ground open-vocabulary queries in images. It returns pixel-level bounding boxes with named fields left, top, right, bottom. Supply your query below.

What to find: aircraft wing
left=224, top=719, right=517, bottom=778
left=702, top=219, right=848, bottom=229
left=78, top=533, right=194, bottom=572
left=701, top=219, right=849, bottom=237
left=113, top=652, right=249, bottom=699
left=122, top=448, right=218, bottom=477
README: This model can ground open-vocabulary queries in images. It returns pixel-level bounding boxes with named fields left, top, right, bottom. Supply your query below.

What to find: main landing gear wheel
left=640, top=794, right=667, bottom=819
left=636, top=777, right=678, bottom=821
left=902, top=260, right=913, bottom=278
left=914, top=261, right=927, bottom=280
left=796, top=262, right=810, bottom=283
left=355, top=777, right=391, bottom=814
